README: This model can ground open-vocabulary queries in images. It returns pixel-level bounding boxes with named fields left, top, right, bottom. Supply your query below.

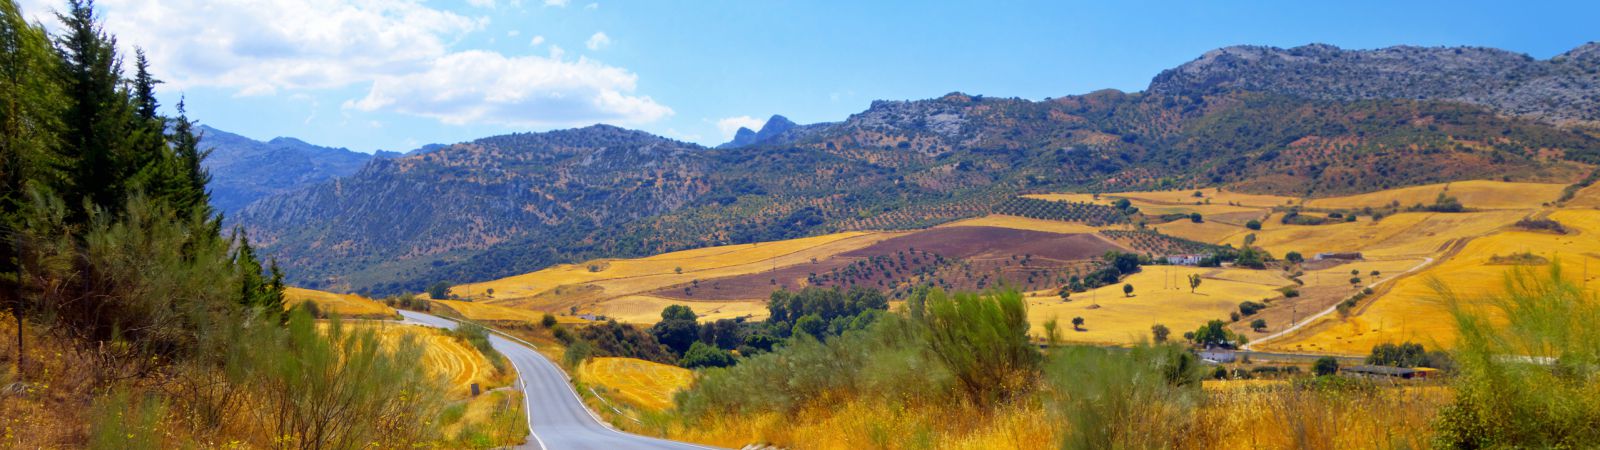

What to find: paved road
left=399, top=311, right=714, bottom=450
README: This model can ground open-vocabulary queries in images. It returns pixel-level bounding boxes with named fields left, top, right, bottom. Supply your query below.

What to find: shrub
left=1049, top=344, right=1204, bottom=449
left=540, top=313, right=557, bottom=328
left=1245, top=219, right=1262, bottom=230
left=916, top=289, right=1042, bottom=402
left=680, top=341, right=736, bottom=368
left=1313, top=357, right=1339, bottom=376
left=1434, top=263, right=1600, bottom=447
left=1238, top=301, right=1266, bottom=316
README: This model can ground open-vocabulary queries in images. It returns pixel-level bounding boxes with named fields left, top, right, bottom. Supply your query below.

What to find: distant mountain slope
left=1148, top=42, right=1600, bottom=125
left=199, top=126, right=376, bottom=214
left=239, top=43, right=1600, bottom=295
left=716, top=115, right=833, bottom=149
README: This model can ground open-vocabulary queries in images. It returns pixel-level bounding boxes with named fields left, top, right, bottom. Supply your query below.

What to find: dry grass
left=1025, top=266, right=1294, bottom=345
left=1152, top=219, right=1252, bottom=244
left=578, top=357, right=693, bottom=411
left=455, top=231, right=890, bottom=302
left=1567, top=183, right=1600, bottom=208
left=283, top=286, right=396, bottom=319
left=1194, top=383, right=1449, bottom=449
left=1304, top=180, right=1566, bottom=210
left=1232, top=210, right=1526, bottom=259
left=597, top=295, right=769, bottom=324
left=1271, top=209, right=1600, bottom=354
left=935, top=214, right=1106, bottom=234
left=664, top=397, right=1056, bottom=450
left=338, top=322, right=509, bottom=397
left=432, top=299, right=587, bottom=325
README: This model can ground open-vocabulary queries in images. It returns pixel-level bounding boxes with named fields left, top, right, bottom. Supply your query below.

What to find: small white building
left=1166, top=254, right=1202, bottom=266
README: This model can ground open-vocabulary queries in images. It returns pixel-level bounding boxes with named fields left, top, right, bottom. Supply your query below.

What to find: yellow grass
left=935, top=214, right=1105, bottom=234
left=1026, top=266, right=1294, bottom=345
left=664, top=397, right=1055, bottom=450
left=1304, top=180, right=1567, bottom=210
left=1232, top=210, right=1527, bottom=259
left=433, top=299, right=587, bottom=325
left=283, top=286, right=396, bottom=318
left=455, top=231, right=890, bottom=302
left=1152, top=220, right=1251, bottom=244
left=1268, top=209, right=1600, bottom=354
left=342, top=322, right=507, bottom=397
left=578, top=357, right=693, bottom=411
left=598, top=295, right=770, bottom=324
left=1568, top=183, right=1600, bottom=208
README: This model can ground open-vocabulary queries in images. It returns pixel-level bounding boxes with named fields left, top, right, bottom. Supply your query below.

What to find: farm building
left=1198, top=346, right=1236, bottom=363
left=1340, top=365, right=1436, bottom=380
left=1165, top=254, right=1203, bottom=265
left=1314, top=252, right=1364, bottom=261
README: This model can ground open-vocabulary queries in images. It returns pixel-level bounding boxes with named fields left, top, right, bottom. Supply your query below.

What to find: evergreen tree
left=54, top=0, right=133, bottom=219
left=167, top=99, right=213, bottom=224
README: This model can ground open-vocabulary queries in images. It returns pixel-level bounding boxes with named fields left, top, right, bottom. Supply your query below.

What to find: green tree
left=1071, top=316, right=1084, bottom=331
left=679, top=341, right=735, bottom=368
left=55, top=0, right=136, bottom=219
left=1285, top=251, right=1304, bottom=264
left=1250, top=318, right=1267, bottom=332
left=1245, top=219, right=1262, bottom=230
left=1188, top=212, right=1202, bottom=223
left=1188, top=274, right=1201, bottom=293
left=1123, top=283, right=1134, bottom=297
left=917, top=289, right=1041, bottom=402
left=1151, top=323, right=1170, bottom=342
left=1191, top=320, right=1233, bottom=347
left=540, top=313, right=557, bottom=328
left=1312, top=357, right=1339, bottom=376
left=426, top=281, right=450, bottom=300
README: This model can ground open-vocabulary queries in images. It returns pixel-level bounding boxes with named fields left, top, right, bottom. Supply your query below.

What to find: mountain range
left=229, top=43, right=1600, bottom=294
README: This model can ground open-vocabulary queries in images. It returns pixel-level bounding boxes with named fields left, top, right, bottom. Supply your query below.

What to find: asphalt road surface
left=399, top=310, right=715, bottom=450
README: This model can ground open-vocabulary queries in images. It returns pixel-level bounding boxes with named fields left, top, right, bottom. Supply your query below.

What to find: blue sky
left=21, top=0, right=1599, bottom=152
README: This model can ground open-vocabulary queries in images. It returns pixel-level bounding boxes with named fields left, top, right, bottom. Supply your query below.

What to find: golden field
left=1025, top=265, right=1294, bottom=345
left=1268, top=209, right=1600, bottom=354
left=578, top=357, right=694, bottom=411
left=935, top=214, right=1107, bottom=234
left=341, top=322, right=510, bottom=397
left=595, top=295, right=770, bottom=324
left=1229, top=210, right=1527, bottom=259
left=433, top=299, right=589, bottom=325
left=1303, top=180, right=1566, bottom=210
left=283, top=286, right=397, bottom=319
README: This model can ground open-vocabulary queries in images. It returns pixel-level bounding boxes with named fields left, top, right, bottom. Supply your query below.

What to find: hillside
left=199, top=126, right=383, bottom=214
left=239, top=46, right=1600, bottom=294
left=1148, top=42, right=1600, bottom=125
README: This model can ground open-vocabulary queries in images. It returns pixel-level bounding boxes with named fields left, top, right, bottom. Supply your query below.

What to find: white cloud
left=529, top=35, right=546, bottom=46
left=467, top=0, right=495, bottom=7
left=23, top=0, right=674, bottom=129
left=344, top=50, right=672, bottom=127
left=585, top=3, right=599, bottom=10
left=715, top=116, right=765, bottom=140
left=544, top=0, right=569, bottom=6
left=585, top=32, right=610, bottom=51
left=507, top=30, right=520, bottom=37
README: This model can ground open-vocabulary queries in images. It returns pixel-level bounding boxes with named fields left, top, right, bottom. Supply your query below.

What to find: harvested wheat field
left=1567, top=183, right=1600, bottom=208
left=579, top=357, right=693, bottom=411
left=433, top=299, right=588, bottom=325
left=1230, top=210, right=1526, bottom=259
left=1026, top=266, right=1294, bottom=345
left=335, top=322, right=508, bottom=397
left=1152, top=219, right=1251, bottom=244
left=597, top=295, right=769, bottom=324
left=1304, top=180, right=1566, bottom=210
left=1266, top=209, right=1600, bottom=355
left=454, top=231, right=892, bottom=302
left=935, top=214, right=1106, bottom=234
left=284, top=286, right=396, bottom=319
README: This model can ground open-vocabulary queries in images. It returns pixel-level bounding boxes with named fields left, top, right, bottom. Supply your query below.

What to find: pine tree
left=130, top=48, right=157, bottom=121
left=168, top=99, right=213, bottom=223
left=54, top=0, right=133, bottom=219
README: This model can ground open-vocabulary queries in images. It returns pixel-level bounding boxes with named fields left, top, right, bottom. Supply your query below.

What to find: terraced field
left=433, top=299, right=590, bottom=325
left=284, top=287, right=397, bottom=319
left=578, top=357, right=694, bottom=411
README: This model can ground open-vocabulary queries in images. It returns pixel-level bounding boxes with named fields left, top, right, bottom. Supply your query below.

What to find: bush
left=1313, top=357, right=1340, bottom=376
left=915, top=289, right=1042, bottom=402
left=1245, top=219, right=1262, bottom=230
left=680, top=341, right=736, bottom=368
left=1238, top=301, right=1266, bottom=316
left=1050, top=344, right=1204, bottom=449
left=1434, top=263, right=1600, bottom=447
left=540, top=313, right=557, bottom=328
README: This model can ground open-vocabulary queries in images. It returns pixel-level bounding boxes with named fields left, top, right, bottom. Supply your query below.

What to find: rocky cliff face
left=1148, top=42, right=1600, bottom=125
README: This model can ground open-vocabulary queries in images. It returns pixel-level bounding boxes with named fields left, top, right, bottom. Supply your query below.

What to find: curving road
left=399, top=311, right=715, bottom=450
